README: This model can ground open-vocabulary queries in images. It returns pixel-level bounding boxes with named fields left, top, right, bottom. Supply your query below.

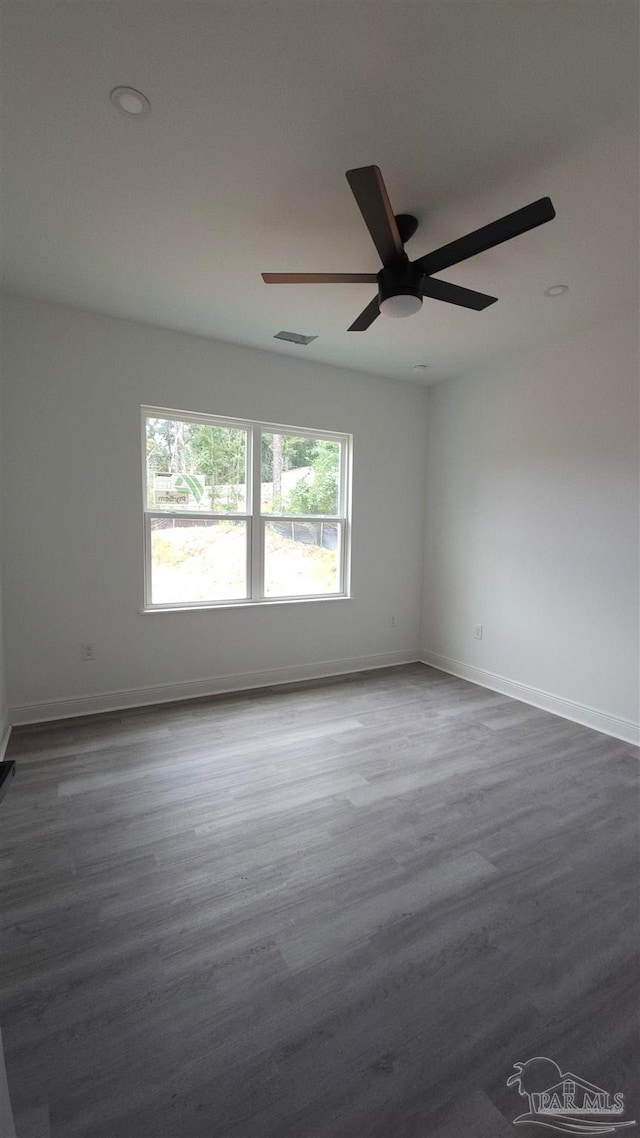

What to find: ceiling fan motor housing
left=377, top=261, right=423, bottom=317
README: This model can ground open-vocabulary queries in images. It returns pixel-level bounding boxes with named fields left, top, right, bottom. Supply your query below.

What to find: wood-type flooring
left=1, top=664, right=638, bottom=1137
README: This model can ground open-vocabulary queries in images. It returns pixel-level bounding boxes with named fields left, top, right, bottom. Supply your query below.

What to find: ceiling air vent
left=274, top=330, right=318, bottom=346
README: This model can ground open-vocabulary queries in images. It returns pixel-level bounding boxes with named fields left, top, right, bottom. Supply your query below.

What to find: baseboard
left=0, top=724, right=11, bottom=762
left=421, top=651, right=639, bottom=746
left=11, top=651, right=638, bottom=745
left=9, top=650, right=419, bottom=726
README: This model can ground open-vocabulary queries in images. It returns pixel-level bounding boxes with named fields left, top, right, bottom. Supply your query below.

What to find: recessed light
left=544, top=284, right=569, bottom=297
left=110, top=87, right=151, bottom=117
left=412, top=364, right=430, bottom=377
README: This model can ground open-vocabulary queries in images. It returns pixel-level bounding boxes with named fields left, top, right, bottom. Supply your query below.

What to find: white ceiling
left=2, top=0, right=638, bottom=384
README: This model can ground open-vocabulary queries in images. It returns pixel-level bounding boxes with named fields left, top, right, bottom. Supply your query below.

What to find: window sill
left=139, top=595, right=353, bottom=614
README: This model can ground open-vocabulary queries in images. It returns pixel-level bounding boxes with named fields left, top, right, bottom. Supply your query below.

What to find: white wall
left=3, top=294, right=637, bottom=739
left=1, top=295, right=428, bottom=721
left=421, top=305, right=639, bottom=741
left=0, top=328, right=13, bottom=1138
left=0, top=597, right=6, bottom=748
left=0, top=329, right=7, bottom=751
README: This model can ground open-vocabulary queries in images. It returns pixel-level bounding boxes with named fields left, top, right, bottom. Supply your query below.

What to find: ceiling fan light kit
left=262, top=165, right=556, bottom=332
left=378, top=263, right=423, bottom=318
left=380, top=292, right=422, bottom=318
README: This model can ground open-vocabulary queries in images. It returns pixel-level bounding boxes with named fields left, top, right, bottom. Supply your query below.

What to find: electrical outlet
left=389, top=615, right=397, bottom=627
left=473, top=624, right=483, bottom=640
left=81, top=643, right=96, bottom=661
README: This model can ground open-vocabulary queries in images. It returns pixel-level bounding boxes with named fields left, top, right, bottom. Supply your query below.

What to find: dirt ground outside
left=150, top=521, right=339, bottom=603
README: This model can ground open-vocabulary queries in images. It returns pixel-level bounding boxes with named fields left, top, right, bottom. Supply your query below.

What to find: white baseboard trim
left=0, top=724, right=11, bottom=762
left=9, top=650, right=419, bottom=726
left=421, top=652, right=639, bottom=746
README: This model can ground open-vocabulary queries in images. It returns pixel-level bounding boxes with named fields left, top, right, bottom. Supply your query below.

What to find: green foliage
left=146, top=419, right=340, bottom=515
left=261, top=433, right=316, bottom=480
left=286, top=440, right=339, bottom=515
left=146, top=418, right=246, bottom=510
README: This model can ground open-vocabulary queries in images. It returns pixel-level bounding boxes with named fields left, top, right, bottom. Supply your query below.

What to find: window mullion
left=250, top=428, right=262, bottom=598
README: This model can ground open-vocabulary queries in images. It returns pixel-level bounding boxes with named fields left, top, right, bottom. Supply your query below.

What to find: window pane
left=150, top=518, right=247, bottom=604
left=261, top=433, right=340, bottom=515
left=264, top=520, right=341, bottom=597
left=146, top=418, right=248, bottom=512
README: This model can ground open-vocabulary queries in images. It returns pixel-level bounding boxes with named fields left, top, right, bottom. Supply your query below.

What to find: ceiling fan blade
left=414, top=197, right=556, bottom=276
left=421, top=276, right=497, bottom=310
left=262, top=272, right=377, bottom=284
left=346, top=166, right=404, bottom=266
left=348, top=295, right=380, bottom=331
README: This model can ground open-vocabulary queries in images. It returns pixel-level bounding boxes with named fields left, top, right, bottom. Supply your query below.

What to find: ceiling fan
left=262, top=166, right=555, bottom=331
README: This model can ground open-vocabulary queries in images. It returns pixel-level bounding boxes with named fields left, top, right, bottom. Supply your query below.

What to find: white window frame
left=141, top=406, right=352, bottom=610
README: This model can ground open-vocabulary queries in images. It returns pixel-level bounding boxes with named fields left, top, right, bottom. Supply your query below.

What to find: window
left=142, top=407, right=351, bottom=608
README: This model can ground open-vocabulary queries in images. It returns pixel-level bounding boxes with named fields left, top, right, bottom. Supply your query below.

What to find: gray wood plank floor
left=1, top=664, right=638, bottom=1138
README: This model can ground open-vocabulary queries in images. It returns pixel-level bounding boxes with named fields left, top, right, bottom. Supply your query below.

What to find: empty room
left=0, top=2, right=638, bottom=1137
